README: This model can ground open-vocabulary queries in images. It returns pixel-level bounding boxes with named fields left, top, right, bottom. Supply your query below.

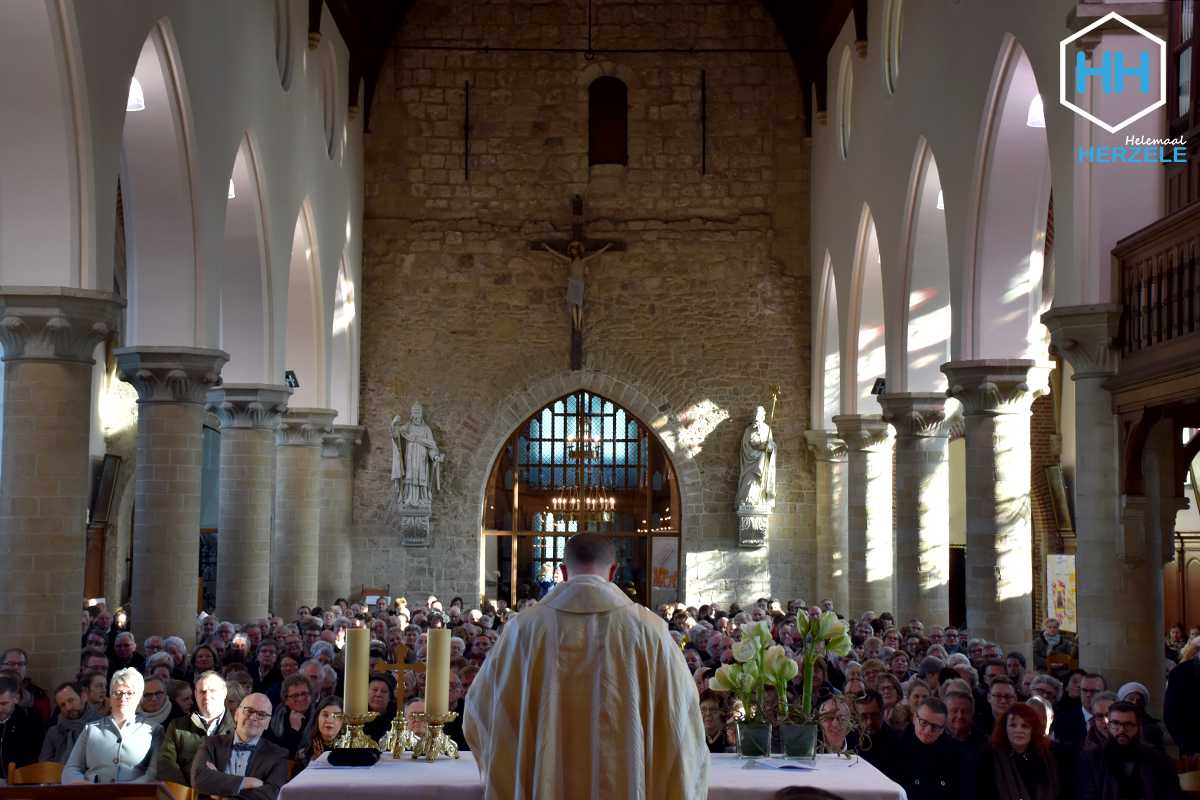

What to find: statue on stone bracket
left=735, top=403, right=777, bottom=548
left=390, top=401, right=445, bottom=546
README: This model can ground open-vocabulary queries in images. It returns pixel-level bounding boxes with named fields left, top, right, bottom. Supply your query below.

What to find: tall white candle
left=424, top=628, right=450, bottom=718
left=344, top=628, right=369, bottom=716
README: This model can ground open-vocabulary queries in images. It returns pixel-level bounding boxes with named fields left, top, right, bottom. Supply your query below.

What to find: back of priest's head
left=563, top=534, right=616, bottom=578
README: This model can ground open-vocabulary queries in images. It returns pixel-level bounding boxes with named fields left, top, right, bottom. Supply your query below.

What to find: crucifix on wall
left=529, top=195, right=625, bottom=370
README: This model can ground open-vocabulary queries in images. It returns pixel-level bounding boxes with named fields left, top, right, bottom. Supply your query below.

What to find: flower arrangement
left=708, top=619, right=798, bottom=723
left=792, top=610, right=853, bottom=722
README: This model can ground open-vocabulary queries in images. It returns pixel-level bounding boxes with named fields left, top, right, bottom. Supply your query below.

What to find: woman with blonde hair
left=63, top=668, right=162, bottom=784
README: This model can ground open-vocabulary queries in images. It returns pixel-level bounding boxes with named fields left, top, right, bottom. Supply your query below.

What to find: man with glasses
left=852, top=690, right=899, bottom=767
left=158, top=671, right=234, bottom=785
left=1082, top=690, right=1118, bottom=751
left=1078, top=701, right=1180, bottom=799
left=193, top=693, right=288, bottom=799
left=1059, top=672, right=1106, bottom=750
left=264, top=673, right=313, bottom=758
left=974, top=675, right=1017, bottom=738
left=879, top=697, right=968, bottom=800
left=1, top=647, right=50, bottom=722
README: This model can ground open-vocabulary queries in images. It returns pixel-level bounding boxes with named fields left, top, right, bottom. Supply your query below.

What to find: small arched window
left=588, top=77, right=628, bottom=166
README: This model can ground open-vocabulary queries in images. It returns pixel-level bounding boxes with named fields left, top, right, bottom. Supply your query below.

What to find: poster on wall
left=1046, top=554, right=1077, bottom=633
left=652, top=537, right=679, bottom=590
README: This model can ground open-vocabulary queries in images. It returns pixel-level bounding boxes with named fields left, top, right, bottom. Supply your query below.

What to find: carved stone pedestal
left=736, top=508, right=769, bottom=549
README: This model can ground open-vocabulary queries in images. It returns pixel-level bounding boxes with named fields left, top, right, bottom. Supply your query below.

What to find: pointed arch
left=284, top=200, right=326, bottom=406
left=0, top=1, right=90, bottom=288
left=846, top=205, right=887, bottom=414
left=219, top=132, right=273, bottom=383
left=120, top=18, right=203, bottom=347
left=318, top=40, right=339, bottom=159
left=898, top=137, right=952, bottom=392
left=963, top=35, right=1052, bottom=360
left=813, top=251, right=842, bottom=429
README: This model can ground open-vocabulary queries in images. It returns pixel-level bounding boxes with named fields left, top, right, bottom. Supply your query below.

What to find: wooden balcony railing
left=1113, top=203, right=1200, bottom=356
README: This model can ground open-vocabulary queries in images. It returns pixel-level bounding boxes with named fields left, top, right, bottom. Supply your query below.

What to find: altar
left=279, top=752, right=907, bottom=800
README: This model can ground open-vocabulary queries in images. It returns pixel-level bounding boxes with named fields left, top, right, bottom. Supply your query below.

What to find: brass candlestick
left=333, top=711, right=381, bottom=750
left=379, top=711, right=419, bottom=757
left=410, top=711, right=459, bottom=761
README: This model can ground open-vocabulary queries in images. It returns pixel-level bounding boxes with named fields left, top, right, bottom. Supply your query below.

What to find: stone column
left=1043, top=305, right=1160, bottom=692
left=832, top=415, right=894, bottom=616
left=0, top=288, right=123, bottom=684
left=206, top=384, right=291, bottom=623
left=942, top=359, right=1051, bottom=656
left=804, top=431, right=849, bottom=615
left=116, top=347, right=228, bottom=646
left=879, top=393, right=951, bottom=626
left=271, top=408, right=337, bottom=617
left=318, top=424, right=363, bottom=606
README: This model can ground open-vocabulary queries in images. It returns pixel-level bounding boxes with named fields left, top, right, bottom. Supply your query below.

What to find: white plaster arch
left=845, top=205, right=887, bottom=414
left=329, top=256, right=358, bottom=424
left=963, top=35, right=1053, bottom=361
left=219, top=132, right=274, bottom=383
left=837, top=46, right=854, bottom=159
left=466, top=370, right=705, bottom=601
left=881, top=0, right=903, bottom=95
left=0, top=1, right=91, bottom=288
left=273, top=0, right=295, bottom=90
left=813, top=251, right=842, bottom=429
left=119, top=18, right=203, bottom=347
left=317, top=39, right=339, bottom=160
left=284, top=200, right=327, bottom=407
left=897, top=137, right=951, bottom=393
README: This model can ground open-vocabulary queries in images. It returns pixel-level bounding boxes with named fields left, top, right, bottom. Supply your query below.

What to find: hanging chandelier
left=549, top=420, right=615, bottom=526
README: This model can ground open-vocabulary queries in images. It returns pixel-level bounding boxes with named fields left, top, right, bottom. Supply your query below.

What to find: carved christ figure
left=391, top=402, right=445, bottom=507
left=541, top=240, right=612, bottom=335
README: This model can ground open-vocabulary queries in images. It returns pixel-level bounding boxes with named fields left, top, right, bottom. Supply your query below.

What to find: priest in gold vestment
left=464, top=535, right=709, bottom=799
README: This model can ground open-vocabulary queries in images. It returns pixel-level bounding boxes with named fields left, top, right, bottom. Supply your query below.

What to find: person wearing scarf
left=40, top=682, right=100, bottom=763
left=977, top=703, right=1060, bottom=800
left=298, top=696, right=344, bottom=768
left=135, top=677, right=173, bottom=729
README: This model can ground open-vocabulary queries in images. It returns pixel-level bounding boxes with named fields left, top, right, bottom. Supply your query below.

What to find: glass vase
left=780, top=722, right=819, bottom=759
left=735, top=720, right=771, bottom=758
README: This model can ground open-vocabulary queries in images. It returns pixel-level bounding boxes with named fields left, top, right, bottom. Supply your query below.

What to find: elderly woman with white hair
left=63, top=668, right=163, bottom=783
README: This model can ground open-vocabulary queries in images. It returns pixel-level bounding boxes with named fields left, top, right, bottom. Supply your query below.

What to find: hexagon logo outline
left=1059, top=11, right=1166, bottom=134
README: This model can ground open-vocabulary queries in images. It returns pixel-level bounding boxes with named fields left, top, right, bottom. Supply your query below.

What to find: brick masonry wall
left=356, top=0, right=813, bottom=605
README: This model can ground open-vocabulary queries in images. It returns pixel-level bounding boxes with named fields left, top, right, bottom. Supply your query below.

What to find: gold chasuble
left=464, top=574, right=708, bottom=799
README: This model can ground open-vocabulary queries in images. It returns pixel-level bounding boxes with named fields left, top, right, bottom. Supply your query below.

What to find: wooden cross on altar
left=379, top=644, right=425, bottom=685
left=529, top=194, right=626, bottom=370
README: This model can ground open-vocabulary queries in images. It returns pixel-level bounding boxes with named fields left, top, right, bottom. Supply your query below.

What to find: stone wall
left=356, top=0, right=813, bottom=605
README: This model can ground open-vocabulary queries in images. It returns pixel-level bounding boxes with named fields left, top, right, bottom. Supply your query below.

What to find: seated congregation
left=2, top=597, right=1199, bottom=799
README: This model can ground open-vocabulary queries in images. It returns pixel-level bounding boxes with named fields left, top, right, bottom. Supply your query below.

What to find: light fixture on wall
left=227, top=179, right=237, bottom=200
left=1026, top=94, right=1046, bottom=128
left=936, top=190, right=945, bottom=211
left=127, top=78, right=145, bottom=112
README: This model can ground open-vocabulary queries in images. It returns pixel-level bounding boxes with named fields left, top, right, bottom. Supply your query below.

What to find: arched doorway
left=481, top=390, right=681, bottom=609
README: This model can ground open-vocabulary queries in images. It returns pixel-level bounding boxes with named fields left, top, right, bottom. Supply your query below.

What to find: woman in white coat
left=63, top=668, right=162, bottom=784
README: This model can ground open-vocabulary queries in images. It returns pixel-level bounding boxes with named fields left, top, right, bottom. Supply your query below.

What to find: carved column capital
left=941, top=359, right=1053, bottom=416
left=832, top=414, right=893, bottom=452
left=0, top=287, right=124, bottom=363
left=1041, top=304, right=1122, bottom=379
left=877, top=392, right=950, bottom=439
left=804, top=430, right=847, bottom=462
left=206, top=384, right=292, bottom=430
left=276, top=408, right=338, bottom=447
left=322, top=424, right=365, bottom=459
left=115, top=347, right=229, bottom=404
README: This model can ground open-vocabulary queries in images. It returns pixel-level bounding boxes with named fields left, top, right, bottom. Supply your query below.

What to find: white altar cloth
left=279, top=752, right=907, bottom=800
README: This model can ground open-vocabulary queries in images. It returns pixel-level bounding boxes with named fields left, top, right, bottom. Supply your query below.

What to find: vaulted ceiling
left=318, top=0, right=862, bottom=134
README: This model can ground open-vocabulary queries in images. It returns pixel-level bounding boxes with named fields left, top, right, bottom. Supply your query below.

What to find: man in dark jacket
left=0, top=675, right=43, bottom=770
left=879, top=697, right=970, bottom=800
left=38, top=683, right=99, bottom=763
left=158, top=671, right=235, bottom=784
left=1164, top=649, right=1200, bottom=756
left=192, top=693, right=288, bottom=800
left=852, top=691, right=901, bottom=769
left=1077, top=702, right=1181, bottom=800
